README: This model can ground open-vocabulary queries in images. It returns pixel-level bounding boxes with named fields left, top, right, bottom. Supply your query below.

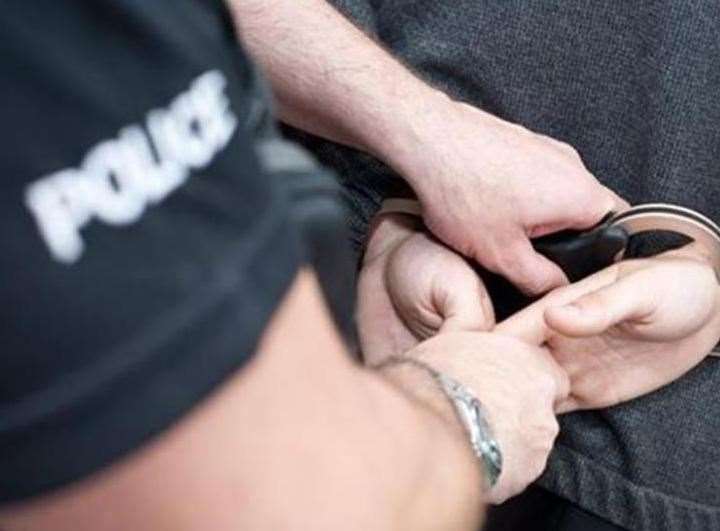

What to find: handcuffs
left=379, top=199, right=720, bottom=281
left=380, top=197, right=720, bottom=352
left=380, top=199, right=720, bottom=486
left=379, top=199, right=720, bottom=486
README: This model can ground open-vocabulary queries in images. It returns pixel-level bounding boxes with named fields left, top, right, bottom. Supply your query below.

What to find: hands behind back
left=358, top=214, right=494, bottom=365
left=358, top=215, right=566, bottom=503
left=392, top=100, right=627, bottom=295
left=498, top=245, right=720, bottom=412
left=357, top=215, right=720, bottom=503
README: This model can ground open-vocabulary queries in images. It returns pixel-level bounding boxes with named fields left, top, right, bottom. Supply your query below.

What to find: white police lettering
left=25, top=70, right=238, bottom=264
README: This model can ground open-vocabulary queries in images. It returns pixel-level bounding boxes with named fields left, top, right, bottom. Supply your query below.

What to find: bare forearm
left=0, top=272, right=483, bottom=530
left=246, top=270, right=484, bottom=529
left=227, top=0, right=447, bottom=164
left=356, top=365, right=485, bottom=530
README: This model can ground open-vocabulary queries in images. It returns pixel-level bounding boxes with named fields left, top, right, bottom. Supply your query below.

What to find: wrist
left=362, top=213, right=421, bottom=265
left=367, top=361, right=486, bottom=523
left=372, top=93, right=494, bottom=195
left=312, top=68, right=450, bottom=165
left=376, top=356, right=500, bottom=489
left=367, top=88, right=454, bottom=179
left=377, top=359, right=466, bottom=437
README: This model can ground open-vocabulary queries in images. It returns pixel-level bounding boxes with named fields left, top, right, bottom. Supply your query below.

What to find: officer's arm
left=227, top=0, right=442, bottom=164
left=0, top=271, right=483, bottom=531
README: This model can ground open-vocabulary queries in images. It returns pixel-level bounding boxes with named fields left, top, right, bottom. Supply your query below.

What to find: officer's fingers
left=602, top=186, right=631, bottom=213
left=495, top=302, right=550, bottom=346
left=480, top=234, right=568, bottom=296
left=495, top=265, right=622, bottom=345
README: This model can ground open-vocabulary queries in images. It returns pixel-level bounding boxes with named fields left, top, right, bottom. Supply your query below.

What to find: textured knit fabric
left=485, top=485, right=625, bottom=531
left=289, top=2, right=720, bottom=530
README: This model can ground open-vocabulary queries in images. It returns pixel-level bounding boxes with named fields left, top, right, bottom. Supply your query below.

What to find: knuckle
left=522, top=276, right=556, bottom=297
left=561, top=143, right=580, bottom=158
left=454, top=229, right=492, bottom=264
left=546, top=136, right=582, bottom=160
left=494, top=252, right=520, bottom=276
left=530, top=455, right=549, bottom=481
left=496, top=240, right=532, bottom=271
left=479, top=237, right=512, bottom=272
left=538, top=419, right=560, bottom=446
left=546, top=417, right=561, bottom=441
left=525, top=413, right=560, bottom=448
left=485, top=237, right=555, bottom=294
left=531, top=445, right=555, bottom=474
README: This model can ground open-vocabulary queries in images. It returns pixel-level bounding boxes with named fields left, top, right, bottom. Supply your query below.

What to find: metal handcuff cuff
left=378, top=199, right=720, bottom=488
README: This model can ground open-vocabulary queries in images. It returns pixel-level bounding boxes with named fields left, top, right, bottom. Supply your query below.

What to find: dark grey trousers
left=484, top=486, right=626, bottom=531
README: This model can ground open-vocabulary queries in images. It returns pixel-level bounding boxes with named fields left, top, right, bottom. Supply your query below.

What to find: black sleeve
left=0, top=0, right=350, bottom=503
left=282, top=130, right=414, bottom=259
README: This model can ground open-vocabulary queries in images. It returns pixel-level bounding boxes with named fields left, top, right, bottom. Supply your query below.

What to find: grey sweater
left=290, top=2, right=720, bottom=530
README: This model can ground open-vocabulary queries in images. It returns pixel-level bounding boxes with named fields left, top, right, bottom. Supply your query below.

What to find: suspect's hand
left=358, top=215, right=494, bottom=365
left=388, top=98, right=626, bottom=295
left=497, top=244, right=720, bottom=412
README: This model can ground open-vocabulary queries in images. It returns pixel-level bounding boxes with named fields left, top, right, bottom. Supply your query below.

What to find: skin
left=0, top=271, right=567, bottom=529
left=407, top=332, right=569, bottom=504
left=358, top=214, right=569, bottom=504
left=0, top=1, right=583, bottom=520
left=358, top=214, right=495, bottom=364
left=1, top=1, right=674, bottom=525
left=360, top=218, right=720, bottom=417
left=498, top=244, right=720, bottom=413
left=229, top=0, right=625, bottom=295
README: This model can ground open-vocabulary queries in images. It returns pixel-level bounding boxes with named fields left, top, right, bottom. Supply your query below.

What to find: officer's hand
left=390, top=100, right=627, bottom=295
left=407, top=332, right=569, bottom=504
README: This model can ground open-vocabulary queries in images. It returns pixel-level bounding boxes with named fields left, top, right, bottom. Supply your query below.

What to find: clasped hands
left=358, top=213, right=720, bottom=503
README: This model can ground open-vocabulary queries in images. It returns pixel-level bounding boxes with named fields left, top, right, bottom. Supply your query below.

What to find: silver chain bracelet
left=376, top=356, right=503, bottom=487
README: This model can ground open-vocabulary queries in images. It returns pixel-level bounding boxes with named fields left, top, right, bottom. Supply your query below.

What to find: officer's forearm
left=0, top=272, right=484, bottom=531
left=227, top=0, right=448, bottom=165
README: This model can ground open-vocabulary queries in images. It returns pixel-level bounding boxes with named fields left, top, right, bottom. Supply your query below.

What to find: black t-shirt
left=0, top=0, right=352, bottom=502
